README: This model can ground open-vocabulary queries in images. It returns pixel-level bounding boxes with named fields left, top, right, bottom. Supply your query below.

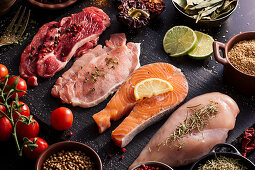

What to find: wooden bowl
left=35, top=141, right=102, bottom=170
left=213, top=31, right=255, bottom=95
left=27, top=0, right=78, bottom=10
left=0, top=0, right=16, bottom=16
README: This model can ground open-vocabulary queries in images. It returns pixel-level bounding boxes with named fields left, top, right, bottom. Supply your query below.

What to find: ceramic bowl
left=35, top=141, right=102, bottom=170
left=130, top=161, right=173, bottom=170
left=213, top=31, right=255, bottom=95
left=0, top=0, right=16, bottom=16
left=28, top=0, right=77, bottom=10
left=191, top=143, right=255, bottom=169
left=171, top=0, right=238, bottom=27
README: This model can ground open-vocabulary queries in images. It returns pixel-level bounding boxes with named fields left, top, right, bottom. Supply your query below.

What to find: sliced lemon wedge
left=134, top=78, right=173, bottom=100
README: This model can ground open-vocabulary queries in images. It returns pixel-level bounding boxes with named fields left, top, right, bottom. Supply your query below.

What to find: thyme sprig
left=0, top=75, right=38, bottom=156
left=158, top=101, right=219, bottom=150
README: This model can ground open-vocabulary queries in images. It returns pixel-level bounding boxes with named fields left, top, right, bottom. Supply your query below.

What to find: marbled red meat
left=51, top=33, right=140, bottom=108
left=19, top=7, right=110, bottom=86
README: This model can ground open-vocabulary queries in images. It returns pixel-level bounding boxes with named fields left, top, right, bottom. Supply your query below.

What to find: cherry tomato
left=23, top=137, right=48, bottom=160
left=0, top=116, right=12, bottom=141
left=13, top=101, right=30, bottom=121
left=6, top=76, right=27, bottom=99
left=16, top=118, right=39, bottom=140
left=0, top=64, right=8, bottom=78
left=51, top=107, right=73, bottom=131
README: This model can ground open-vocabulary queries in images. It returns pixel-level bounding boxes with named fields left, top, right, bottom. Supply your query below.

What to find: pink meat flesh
left=19, top=7, right=110, bottom=86
left=51, top=33, right=140, bottom=108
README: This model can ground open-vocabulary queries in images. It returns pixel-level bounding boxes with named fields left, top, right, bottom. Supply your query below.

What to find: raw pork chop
left=130, top=92, right=239, bottom=169
left=19, top=7, right=110, bottom=86
left=51, top=33, right=140, bottom=108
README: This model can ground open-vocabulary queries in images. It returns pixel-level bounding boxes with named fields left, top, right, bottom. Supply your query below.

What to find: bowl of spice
left=35, top=141, right=102, bottom=170
left=171, top=0, right=238, bottom=27
left=28, top=0, right=78, bottom=10
left=213, top=31, right=255, bottom=95
left=131, top=161, right=173, bottom=170
left=191, top=143, right=255, bottom=170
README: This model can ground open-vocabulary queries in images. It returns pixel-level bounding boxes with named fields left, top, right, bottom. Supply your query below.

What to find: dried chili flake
left=107, top=153, right=112, bottom=158
left=240, top=128, right=255, bottom=157
left=122, top=148, right=126, bottom=152
left=134, top=164, right=162, bottom=170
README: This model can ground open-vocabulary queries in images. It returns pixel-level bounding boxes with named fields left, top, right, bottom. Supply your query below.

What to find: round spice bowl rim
left=223, top=31, right=255, bottom=77
left=35, top=141, right=102, bottom=170
left=28, top=0, right=78, bottom=10
left=190, top=143, right=255, bottom=169
left=171, top=0, right=239, bottom=22
left=130, top=161, right=174, bottom=170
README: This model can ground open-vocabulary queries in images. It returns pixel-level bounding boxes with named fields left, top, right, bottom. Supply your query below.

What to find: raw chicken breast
left=130, top=92, right=239, bottom=169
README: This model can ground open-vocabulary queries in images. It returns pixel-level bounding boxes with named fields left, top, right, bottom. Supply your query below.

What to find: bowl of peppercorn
left=28, top=0, right=78, bottom=10
left=130, top=161, right=173, bottom=170
left=35, top=141, right=102, bottom=170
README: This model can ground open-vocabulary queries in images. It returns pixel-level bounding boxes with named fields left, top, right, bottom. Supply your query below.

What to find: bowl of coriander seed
left=36, top=141, right=102, bottom=170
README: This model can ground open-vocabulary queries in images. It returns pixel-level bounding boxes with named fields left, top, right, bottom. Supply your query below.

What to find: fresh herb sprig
left=158, top=101, right=218, bottom=150
left=0, top=75, right=37, bottom=156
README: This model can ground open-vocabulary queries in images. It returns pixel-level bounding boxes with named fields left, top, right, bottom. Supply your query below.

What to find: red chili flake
left=122, top=148, right=126, bottom=152
left=120, top=155, right=124, bottom=159
left=107, top=153, right=112, bottom=158
left=240, top=127, right=255, bottom=157
left=134, top=164, right=162, bottom=170
left=69, top=131, right=73, bottom=136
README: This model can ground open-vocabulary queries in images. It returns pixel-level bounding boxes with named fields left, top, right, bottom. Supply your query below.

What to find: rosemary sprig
left=158, top=101, right=219, bottom=150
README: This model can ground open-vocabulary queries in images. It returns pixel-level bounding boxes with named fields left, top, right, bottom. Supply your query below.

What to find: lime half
left=188, top=31, right=214, bottom=59
left=163, top=26, right=197, bottom=57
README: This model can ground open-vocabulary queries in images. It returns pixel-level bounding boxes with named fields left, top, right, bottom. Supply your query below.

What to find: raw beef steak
left=19, top=7, right=110, bottom=86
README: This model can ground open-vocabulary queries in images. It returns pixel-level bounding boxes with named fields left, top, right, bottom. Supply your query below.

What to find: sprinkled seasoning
left=158, top=101, right=219, bottom=150
left=89, top=0, right=110, bottom=8
left=197, top=156, right=247, bottom=170
left=42, top=150, right=95, bottom=170
left=228, top=40, right=255, bottom=75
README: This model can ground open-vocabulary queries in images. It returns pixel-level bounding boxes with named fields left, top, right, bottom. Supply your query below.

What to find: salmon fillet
left=92, top=63, right=188, bottom=142
left=51, top=33, right=140, bottom=108
left=129, top=92, right=240, bottom=169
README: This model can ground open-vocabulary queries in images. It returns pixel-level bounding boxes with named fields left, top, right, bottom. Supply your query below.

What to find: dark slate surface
left=0, top=0, right=255, bottom=170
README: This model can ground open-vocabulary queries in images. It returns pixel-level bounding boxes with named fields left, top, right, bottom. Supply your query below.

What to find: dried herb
left=116, top=0, right=165, bottom=29
left=173, top=0, right=237, bottom=22
left=197, top=156, right=247, bottom=170
left=158, top=101, right=218, bottom=149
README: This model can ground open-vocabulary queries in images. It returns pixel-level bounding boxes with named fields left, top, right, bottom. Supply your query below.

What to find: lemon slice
left=163, top=26, right=197, bottom=57
left=188, top=31, right=214, bottom=59
left=134, top=78, right=173, bottom=100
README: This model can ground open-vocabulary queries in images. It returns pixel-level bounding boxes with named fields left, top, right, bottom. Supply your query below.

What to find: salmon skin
left=92, top=63, right=188, bottom=147
left=129, top=92, right=240, bottom=168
